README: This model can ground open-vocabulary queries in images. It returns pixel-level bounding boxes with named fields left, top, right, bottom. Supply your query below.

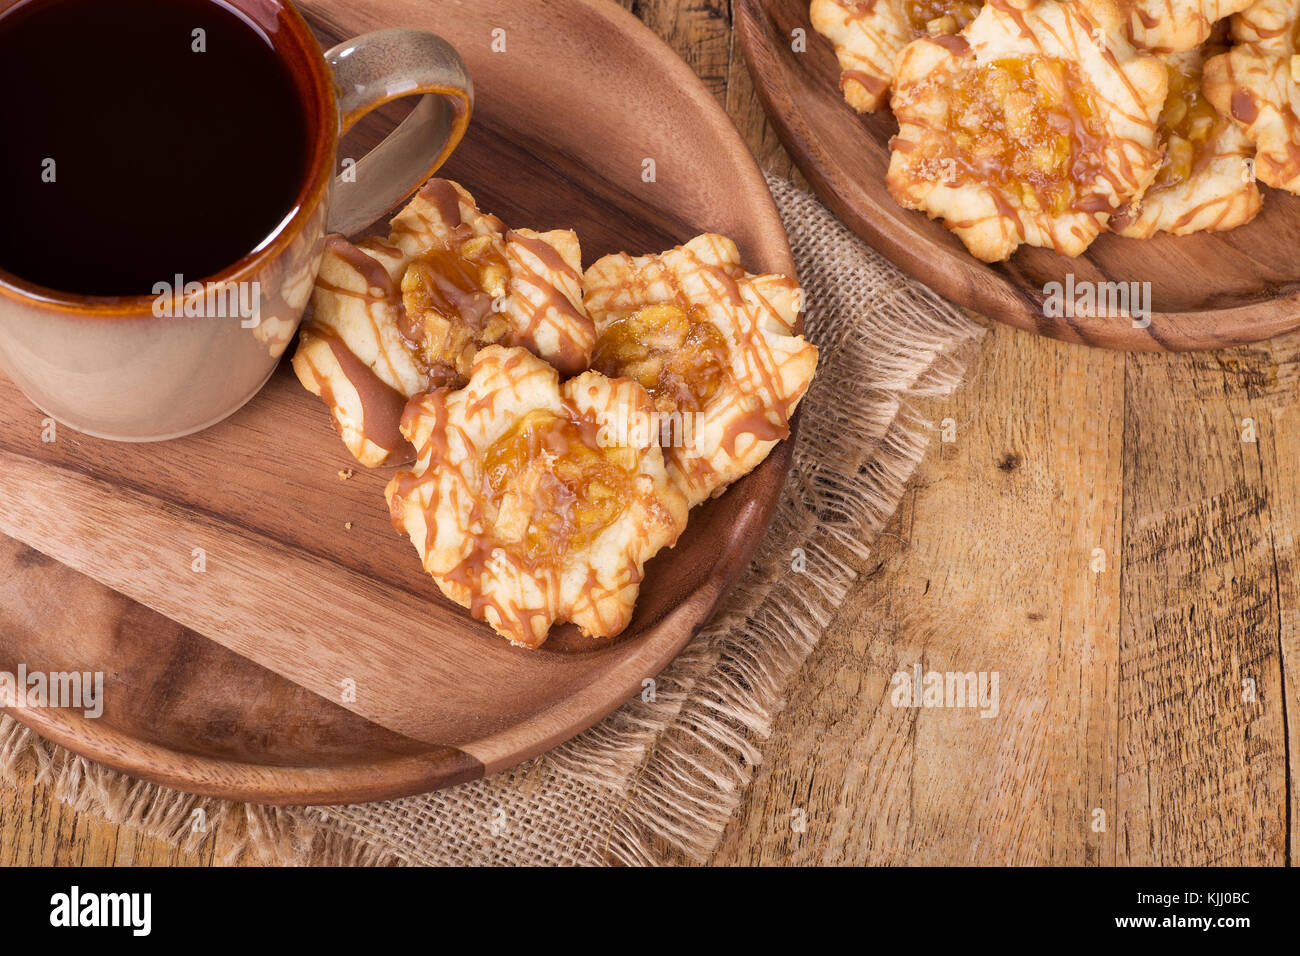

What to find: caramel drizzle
left=303, top=234, right=428, bottom=456
left=329, top=235, right=399, bottom=297
left=831, top=0, right=890, bottom=101
left=842, top=0, right=883, bottom=16
left=1168, top=189, right=1247, bottom=232
left=503, top=230, right=594, bottom=378
left=390, top=381, right=668, bottom=646
left=841, top=68, right=889, bottom=97
left=691, top=259, right=794, bottom=456
left=390, top=395, right=552, bottom=641
left=416, top=177, right=508, bottom=239
left=421, top=178, right=465, bottom=229
left=898, top=1, right=1162, bottom=253
left=314, top=235, right=410, bottom=406
left=1125, top=0, right=1224, bottom=54
left=832, top=0, right=982, bottom=101
left=403, top=249, right=498, bottom=345
left=1218, top=44, right=1300, bottom=184
left=304, top=326, right=412, bottom=456
left=1231, top=88, right=1260, bottom=125
left=930, top=33, right=969, bottom=53
left=1113, top=137, right=1255, bottom=234
left=595, top=242, right=801, bottom=472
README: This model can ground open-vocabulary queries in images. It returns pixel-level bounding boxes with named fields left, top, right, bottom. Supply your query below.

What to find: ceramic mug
left=0, top=0, right=471, bottom=441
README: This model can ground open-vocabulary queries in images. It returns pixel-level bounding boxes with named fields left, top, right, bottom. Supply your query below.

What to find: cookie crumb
left=344, top=522, right=353, bottom=531
left=337, top=469, right=354, bottom=481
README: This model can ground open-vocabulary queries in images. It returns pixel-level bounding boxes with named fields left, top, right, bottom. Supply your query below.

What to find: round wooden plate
left=736, top=0, right=1300, bottom=351
left=0, top=0, right=796, bottom=804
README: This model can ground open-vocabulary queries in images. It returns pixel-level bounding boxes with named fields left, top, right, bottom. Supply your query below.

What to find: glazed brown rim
left=0, top=0, right=339, bottom=317
left=1, top=0, right=800, bottom=806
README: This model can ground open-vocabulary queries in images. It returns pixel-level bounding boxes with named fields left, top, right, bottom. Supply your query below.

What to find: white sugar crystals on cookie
left=386, top=346, right=689, bottom=649
left=1111, top=37, right=1262, bottom=237
left=810, top=0, right=983, bottom=112
left=583, top=234, right=818, bottom=509
left=292, top=179, right=594, bottom=467
left=1203, top=0, right=1300, bottom=193
left=885, top=0, right=1167, bottom=261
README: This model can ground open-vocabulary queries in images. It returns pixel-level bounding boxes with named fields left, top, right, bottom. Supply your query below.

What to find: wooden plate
left=0, top=0, right=795, bottom=804
left=736, top=0, right=1300, bottom=351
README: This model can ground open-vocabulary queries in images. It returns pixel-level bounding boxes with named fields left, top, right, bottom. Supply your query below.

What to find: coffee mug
left=0, top=0, right=471, bottom=441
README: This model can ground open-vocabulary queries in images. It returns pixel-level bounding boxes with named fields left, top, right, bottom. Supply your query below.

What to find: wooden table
left=3, top=0, right=1295, bottom=866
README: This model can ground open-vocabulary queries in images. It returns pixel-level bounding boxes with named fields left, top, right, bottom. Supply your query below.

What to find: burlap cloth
left=0, top=176, right=984, bottom=865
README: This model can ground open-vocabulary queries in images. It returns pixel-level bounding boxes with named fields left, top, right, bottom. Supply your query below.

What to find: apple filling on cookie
left=400, top=235, right=511, bottom=383
left=584, top=234, right=818, bottom=509
left=591, top=303, right=731, bottom=416
left=811, top=0, right=983, bottom=113
left=292, top=179, right=594, bottom=467
left=386, top=346, right=689, bottom=648
left=903, top=0, right=982, bottom=34
left=885, top=0, right=1166, bottom=261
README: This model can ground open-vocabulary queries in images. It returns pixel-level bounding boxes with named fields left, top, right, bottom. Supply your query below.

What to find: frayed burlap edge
left=0, top=175, right=985, bottom=866
left=0, top=713, right=401, bottom=865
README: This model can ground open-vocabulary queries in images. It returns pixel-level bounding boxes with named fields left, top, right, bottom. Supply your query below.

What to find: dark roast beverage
left=0, top=0, right=309, bottom=296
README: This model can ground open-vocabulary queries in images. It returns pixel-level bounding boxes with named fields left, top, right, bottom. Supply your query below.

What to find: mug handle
left=323, top=29, right=473, bottom=237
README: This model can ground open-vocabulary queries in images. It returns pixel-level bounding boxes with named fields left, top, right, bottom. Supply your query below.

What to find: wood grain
left=3, top=0, right=1298, bottom=867
left=713, top=323, right=1293, bottom=867
left=735, top=0, right=1300, bottom=351
left=1116, top=349, right=1289, bottom=864
left=714, top=323, right=1127, bottom=864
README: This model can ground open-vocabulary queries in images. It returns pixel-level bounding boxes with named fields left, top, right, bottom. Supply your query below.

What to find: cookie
left=292, top=179, right=593, bottom=466
left=1203, top=0, right=1300, bottom=193
left=810, top=0, right=983, bottom=112
left=885, top=0, right=1167, bottom=261
left=584, top=234, right=818, bottom=508
left=1111, top=38, right=1262, bottom=236
left=386, top=346, right=689, bottom=648
left=1127, top=0, right=1255, bottom=54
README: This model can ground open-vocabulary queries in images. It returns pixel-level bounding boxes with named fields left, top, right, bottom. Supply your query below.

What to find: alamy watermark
left=890, top=665, right=1000, bottom=718
left=596, top=404, right=711, bottom=458
left=1043, top=274, right=1151, bottom=329
left=0, top=665, right=103, bottom=718
left=50, top=886, right=150, bottom=936
left=152, top=274, right=261, bottom=328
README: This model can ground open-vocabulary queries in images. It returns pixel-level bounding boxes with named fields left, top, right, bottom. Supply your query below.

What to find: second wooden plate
left=736, top=0, right=1300, bottom=350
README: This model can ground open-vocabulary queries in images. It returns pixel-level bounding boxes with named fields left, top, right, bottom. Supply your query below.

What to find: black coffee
left=0, top=0, right=309, bottom=296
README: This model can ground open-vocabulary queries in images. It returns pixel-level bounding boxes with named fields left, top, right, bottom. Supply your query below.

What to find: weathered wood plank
left=1116, top=346, right=1291, bottom=864
left=714, top=322, right=1126, bottom=864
